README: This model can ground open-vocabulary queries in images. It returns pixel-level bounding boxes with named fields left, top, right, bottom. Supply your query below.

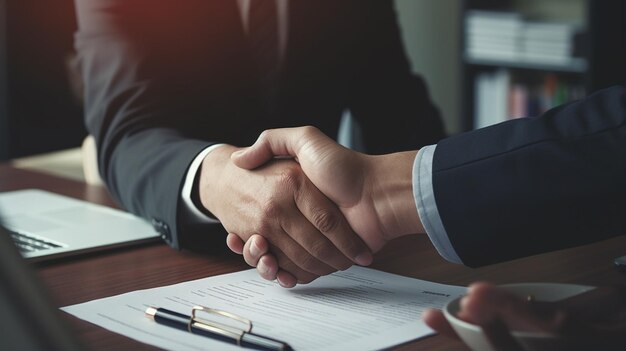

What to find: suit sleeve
left=345, top=0, right=445, bottom=154
left=432, top=86, right=626, bottom=267
left=74, top=0, right=226, bottom=251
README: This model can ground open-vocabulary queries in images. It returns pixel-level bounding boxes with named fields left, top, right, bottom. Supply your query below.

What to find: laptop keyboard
left=8, top=230, right=63, bottom=253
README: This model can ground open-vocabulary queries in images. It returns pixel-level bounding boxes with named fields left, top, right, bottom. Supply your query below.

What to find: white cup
left=443, top=283, right=594, bottom=351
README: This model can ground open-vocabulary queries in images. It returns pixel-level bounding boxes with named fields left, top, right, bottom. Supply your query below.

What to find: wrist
left=365, top=150, right=424, bottom=239
left=198, top=144, right=239, bottom=217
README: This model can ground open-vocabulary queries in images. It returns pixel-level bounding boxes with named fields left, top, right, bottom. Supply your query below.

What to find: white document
left=62, top=267, right=466, bottom=351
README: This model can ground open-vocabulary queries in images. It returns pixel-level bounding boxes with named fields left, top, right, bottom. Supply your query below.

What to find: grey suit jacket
left=74, top=0, right=445, bottom=251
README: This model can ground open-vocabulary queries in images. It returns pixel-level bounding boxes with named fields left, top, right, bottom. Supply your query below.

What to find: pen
left=145, top=307, right=293, bottom=351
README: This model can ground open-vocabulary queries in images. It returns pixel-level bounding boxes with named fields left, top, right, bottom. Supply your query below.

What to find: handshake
left=199, top=126, right=424, bottom=288
left=199, top=126, right=626, bottom=348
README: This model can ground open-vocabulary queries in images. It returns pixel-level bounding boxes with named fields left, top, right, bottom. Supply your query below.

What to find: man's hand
left=423, top=282, right=566, bottom=340
left=199, top=144, right=372, bottom=288
left=229, top=126, right=424, bottom=283
left=423, top=282, right=626, bottom=350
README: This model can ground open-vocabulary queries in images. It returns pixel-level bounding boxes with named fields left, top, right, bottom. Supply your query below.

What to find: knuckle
left=258, top=269, right=273, bottom=281
left=258, top=129, right=272, bottom=142
left=277, top=166, right=302, bottom=190
left=307, top=239, right=336, bottom=263
left=253, top=221, right=274, bottom=240
left=274, top=256, right=311, bottom=282
left=300, top=125, right=320, bottom=138
left=311, top=208, right=340, bottom=234
left=294, top=254, right=317, bottom=271
left=261, top=199, right=282, bottom=221
left=243, top=251, right=257, bottom=267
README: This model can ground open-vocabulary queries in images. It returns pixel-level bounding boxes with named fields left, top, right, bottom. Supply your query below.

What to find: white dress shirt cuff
left=180, top=144, right=226, bottom=224
left=413, top=145, right=463, bottom=264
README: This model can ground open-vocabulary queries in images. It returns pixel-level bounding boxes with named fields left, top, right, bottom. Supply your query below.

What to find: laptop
left=0, top=222, right=83, bottom=351
left=0, top=189, right=159, bottom=261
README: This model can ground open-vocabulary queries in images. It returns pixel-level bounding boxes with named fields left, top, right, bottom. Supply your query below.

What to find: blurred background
left=1, top=0, right=624, bottom=179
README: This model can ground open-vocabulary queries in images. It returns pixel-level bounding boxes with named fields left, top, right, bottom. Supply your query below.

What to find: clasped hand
left=198, top=140, right=381, bottom=288
left=217, top=126, right=421, bottom=287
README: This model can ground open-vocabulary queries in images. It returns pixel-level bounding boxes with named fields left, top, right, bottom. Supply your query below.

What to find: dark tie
left=248, top=0, right=279, bottom=110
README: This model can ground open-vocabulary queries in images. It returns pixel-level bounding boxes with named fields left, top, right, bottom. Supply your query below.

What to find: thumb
left=231, top=146, right=274, bottom=170
left=231, top=127, right=305, bottom=169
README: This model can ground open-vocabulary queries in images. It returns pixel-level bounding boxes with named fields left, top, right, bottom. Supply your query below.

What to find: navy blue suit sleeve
left=432, top=86, right=626, bottom=267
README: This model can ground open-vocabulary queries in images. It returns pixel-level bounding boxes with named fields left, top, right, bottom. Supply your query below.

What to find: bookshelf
left=460, top=0, right=626, bottom=131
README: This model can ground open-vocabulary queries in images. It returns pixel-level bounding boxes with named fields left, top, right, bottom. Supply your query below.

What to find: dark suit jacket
left=433, top=86, right=626, bottom=267
left=74, top=0, right=444, bottom=251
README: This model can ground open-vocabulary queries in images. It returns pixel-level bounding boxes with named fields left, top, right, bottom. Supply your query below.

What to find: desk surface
left=2, top=164, right=625, bottom=351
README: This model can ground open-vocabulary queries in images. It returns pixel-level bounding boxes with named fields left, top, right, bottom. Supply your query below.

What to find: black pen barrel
left=153, top=308, right=237, bottom=345
left=147, top=307, right=292, bottom=350
left=241, top=332, right=293, bottom=351
left=153, top=308, right=191, bottom=331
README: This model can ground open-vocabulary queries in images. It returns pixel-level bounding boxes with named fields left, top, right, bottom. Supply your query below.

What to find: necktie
left=248, top=0, right=279, bottom=110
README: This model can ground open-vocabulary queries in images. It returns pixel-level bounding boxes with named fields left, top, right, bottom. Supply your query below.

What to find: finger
left=457, top=282, right=499, bottom=325
left=242, top=235, right=269, bottom=267
left=242, top=235, right=270, bottom=265
left=254, top=213, right=336, bottom=277
left=422, top=309, right=459, bottom=339
left=239, top=235, right=281, bottom=282
left=231, top=128, right=302, bottom=169
left=271, top=246, right=321, bottom=286
left=459, top=283, right=558, bottom=333
left=276, top=270, right=298, bottom=288
left=247, top=239, right=321, bottom=287
left=254, top=256, right=298, bottom=289
left=226, top=233, right=244, bottom=255
left=275, top=209, right=343, bottom=275
left=232, top=126, right=332, bottom=170
left=255, top=259, right=299, bottom=289
left=256, top=254, right=279, bottom=281
left=293, top=176, right=372, bottom=267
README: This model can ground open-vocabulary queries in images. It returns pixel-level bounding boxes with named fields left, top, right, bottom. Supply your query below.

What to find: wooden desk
left=2, top=164, right=625, bottom=351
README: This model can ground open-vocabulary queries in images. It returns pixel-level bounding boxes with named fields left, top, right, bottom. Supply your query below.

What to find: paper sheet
left=62, top=267, right=466, bottom=351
